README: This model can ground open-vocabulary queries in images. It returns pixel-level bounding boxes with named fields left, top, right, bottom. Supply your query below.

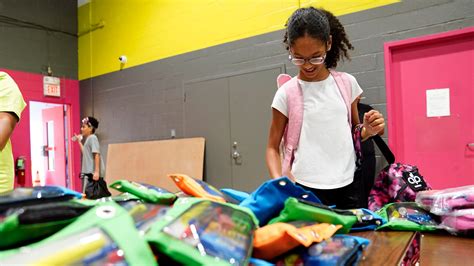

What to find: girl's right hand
left=363, top=110, right=385, bottom=136
left=72, top=133, right=82, bottom=142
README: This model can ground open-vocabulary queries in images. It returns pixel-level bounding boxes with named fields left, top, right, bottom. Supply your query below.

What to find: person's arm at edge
left=351, top=101, right=361, bottom=127
left=0, top=112, right=18, bottom=151
left=266, top=108, right=287, bottom=178
left=77, top=138, right=84, bottom=153
left=72, top=133, right=84, bottom=153
left=93, top=152, right=100, bottom=181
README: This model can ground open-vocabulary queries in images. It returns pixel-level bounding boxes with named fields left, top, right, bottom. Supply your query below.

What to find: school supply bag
left=146, top=197, right=258, bottom=266
left=439, top=209, right=474, bottom=236
left=376, top=202, right=439, bottom=232
left=239, top=177, right=321, bottom=226
left=415, top=185, right=474, bottom=215
left=108, top=192, right=141, bottom=204
left=0, top=201, right=91, bottom=249
left=110, top=180, right=177, bottom=204
left=269, top=198, right=385, bottom=232
left=415, top=186, right=474, bottom=236
left=0, top=186, right=82, bottom=214
left=0, top=201, right=156, bottom=265
left=169, top=173, right=227, bottom=203
left=268, top=197, right=357, bottom=234
left=221, top=188, right=251, bottom=204
left=253, top=221, right=341, bottom=260
left=368, top=135, right=431, bottom=211
left=275, top=234, right=370, bottom=266
left=119, top=200, right=170, bottom=232
left=349, top=208, right=386, bottom=231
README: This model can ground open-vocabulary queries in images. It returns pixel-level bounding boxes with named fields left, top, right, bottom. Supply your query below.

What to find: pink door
left=385, top=27, right=474, bottom=189
left=42, top=106, right=66, bottom=186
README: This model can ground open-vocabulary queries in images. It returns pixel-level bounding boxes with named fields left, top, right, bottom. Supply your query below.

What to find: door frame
left=384, top=26, right=474, bottom=155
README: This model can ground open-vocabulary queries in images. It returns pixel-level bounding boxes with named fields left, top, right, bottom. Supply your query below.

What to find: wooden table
left=420, top=232, right=474, bottom=265
left=351, top=231, right=418, bottom=265
left=351, top=231, right=474, bottom=265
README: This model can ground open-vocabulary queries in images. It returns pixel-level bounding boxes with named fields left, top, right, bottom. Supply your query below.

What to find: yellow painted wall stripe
left=302, top=0, right=400, bottom=16
left=78, top=0, right=399, bottom=80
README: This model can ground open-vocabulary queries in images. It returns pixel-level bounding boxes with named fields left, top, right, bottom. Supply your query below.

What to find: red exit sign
left=43, top=76, right=61, bottom=97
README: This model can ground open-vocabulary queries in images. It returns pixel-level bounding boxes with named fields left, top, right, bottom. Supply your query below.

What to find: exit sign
left=43, top=76, right=61, bottom=97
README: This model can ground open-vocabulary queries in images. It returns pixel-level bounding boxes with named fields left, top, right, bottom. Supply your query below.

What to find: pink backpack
left=276, top=70, right=359, bottom=178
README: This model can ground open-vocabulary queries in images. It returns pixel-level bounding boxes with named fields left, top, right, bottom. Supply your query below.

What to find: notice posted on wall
left=426, top=88, right=450, bottom=117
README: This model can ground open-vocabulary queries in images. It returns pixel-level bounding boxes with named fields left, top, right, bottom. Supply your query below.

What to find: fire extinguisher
left=15, top=156, right=26, bottom=186
left=33, top=170, right=41, bottom=187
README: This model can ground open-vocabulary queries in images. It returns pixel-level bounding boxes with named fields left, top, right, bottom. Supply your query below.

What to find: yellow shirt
left=0, top=72, right=26, bottom=194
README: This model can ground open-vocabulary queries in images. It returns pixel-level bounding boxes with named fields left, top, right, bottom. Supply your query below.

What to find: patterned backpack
left=368, top=135, right=431, bottom=211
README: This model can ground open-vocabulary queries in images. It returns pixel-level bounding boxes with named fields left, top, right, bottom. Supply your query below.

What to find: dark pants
left=297, top=181, right=361, bottom=209
left=80, top=173, right=92, bottom=194
left=355, top=154, right=376, bottom=208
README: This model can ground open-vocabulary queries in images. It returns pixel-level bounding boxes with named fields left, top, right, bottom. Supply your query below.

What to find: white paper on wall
left=426, top=88, right=450, bottom=117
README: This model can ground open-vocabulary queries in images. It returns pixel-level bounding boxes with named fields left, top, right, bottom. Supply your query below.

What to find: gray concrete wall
left=0, top=0, right=78, bottom=79
left=80, top=0, right=473, bottom=169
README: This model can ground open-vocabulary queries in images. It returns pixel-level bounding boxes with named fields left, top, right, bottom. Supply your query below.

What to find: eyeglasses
left=289, top=54, right=326, bottom=66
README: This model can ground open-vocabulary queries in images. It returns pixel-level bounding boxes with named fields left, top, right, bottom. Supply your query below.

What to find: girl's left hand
left=363, top=110, right=385, bottom=136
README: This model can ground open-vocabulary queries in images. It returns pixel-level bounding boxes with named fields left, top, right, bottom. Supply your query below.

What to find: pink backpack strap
left=331, top=70, right=364, bottom=167
left=330, top=70, right=353, bottom=127
left=279, top=77, right=303, bottom=177
left=277, top=74, right=292, bottom=88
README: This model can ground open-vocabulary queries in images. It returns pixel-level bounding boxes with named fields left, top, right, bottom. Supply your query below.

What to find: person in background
left=0, top=72, right=26, bottom=193
left=72, top=116, right=106, bottom=194
left=266, top=7, right=385, bottom=209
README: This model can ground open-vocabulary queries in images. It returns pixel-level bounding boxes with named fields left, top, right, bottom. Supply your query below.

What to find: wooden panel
left=105, top=137, right=205, bottom=194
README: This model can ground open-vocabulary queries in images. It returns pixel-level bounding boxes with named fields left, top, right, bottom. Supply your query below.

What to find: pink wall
left=1, top=68, right=82, bottom=192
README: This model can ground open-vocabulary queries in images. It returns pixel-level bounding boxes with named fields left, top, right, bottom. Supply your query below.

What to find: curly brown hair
left=283, top=7, right=354, bottom=68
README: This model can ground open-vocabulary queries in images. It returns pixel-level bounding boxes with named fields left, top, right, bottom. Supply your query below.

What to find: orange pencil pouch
left=252, top=222, right=341, bottom=260
left=168, top=173, right=226, bottom=203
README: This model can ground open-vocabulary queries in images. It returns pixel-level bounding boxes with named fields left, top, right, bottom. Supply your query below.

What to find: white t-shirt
left=272, top=73, right=363, bottom=189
